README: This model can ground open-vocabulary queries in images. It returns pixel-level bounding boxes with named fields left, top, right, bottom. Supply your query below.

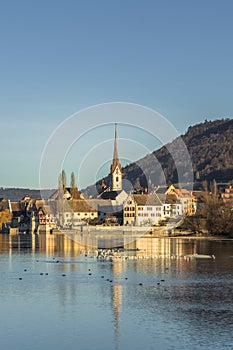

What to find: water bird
left=19, top=277, right=22, bottom=280
left=101, top=276, right=104, bottom=278
left=139, top=283, right=143, bottom=286
left=45, top=273, right=48, bottom=275
left=40, top=273, right=44, bottom=275
left=24, top=269, right=27, bottom=272
left=125, top=277, right=128, bottom=280
left=157, top=282, right=160, bottom=285
left=161, top=279, right=165, bottom=282
left=88, top=273, right=92, bottom=275
left=62, top=274, right=66, bottom=277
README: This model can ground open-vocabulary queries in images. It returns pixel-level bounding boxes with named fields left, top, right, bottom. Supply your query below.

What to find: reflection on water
left=0, top=233, right=233, bottom=350
left=0, top=233, right=229, bottom=258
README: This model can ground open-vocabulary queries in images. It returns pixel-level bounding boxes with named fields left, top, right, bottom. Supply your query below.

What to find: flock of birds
left=17, top=249, right=215, bottom=284
left=93, top=249, right=216, bottom=261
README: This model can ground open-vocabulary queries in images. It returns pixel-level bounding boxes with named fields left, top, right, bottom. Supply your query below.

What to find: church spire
left=110, top=123, right=123, bottom=191
left=111, top=123, right=120, bottom=173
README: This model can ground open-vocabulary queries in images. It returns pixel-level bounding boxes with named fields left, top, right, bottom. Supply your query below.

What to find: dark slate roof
left=100, top=191, right=121, bottom=200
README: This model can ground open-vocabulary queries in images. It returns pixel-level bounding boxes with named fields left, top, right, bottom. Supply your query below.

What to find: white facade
left=62, top=210, right=98, bottom=227
left=123, top=193, right=183, bottom=226
left=162, top=203, right=182, bottom=220
left=112, top=165, right=122, bottom=191
left=123, top=194, right=164, bottom=226
left=136, top=205, right=163, bottom=226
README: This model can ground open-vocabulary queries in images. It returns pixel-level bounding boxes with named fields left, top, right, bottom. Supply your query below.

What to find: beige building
left=165, top=185, right=195, bottom=215
left=123, top=193, right=163, bottom=226
left=60, top=199, right=98, bottom=227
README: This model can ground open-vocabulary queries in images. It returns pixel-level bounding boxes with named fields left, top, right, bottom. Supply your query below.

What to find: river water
left=0, top=233, right=233, bottom=350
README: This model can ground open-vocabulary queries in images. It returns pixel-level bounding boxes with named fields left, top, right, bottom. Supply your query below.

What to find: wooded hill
left=1, top=119, right=232, bottom=200
left=0, top=188, right=55, bottom=201
left=85, top=118, right=233, bottom=196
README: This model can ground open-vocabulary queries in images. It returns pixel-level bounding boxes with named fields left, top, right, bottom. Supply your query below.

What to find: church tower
left=110, top=123, right=123, bottom=191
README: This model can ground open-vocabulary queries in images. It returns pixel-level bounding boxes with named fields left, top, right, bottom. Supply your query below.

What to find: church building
left=97, top=123, right=127, bottom=225
left=110, top=123, right=124, bottom=191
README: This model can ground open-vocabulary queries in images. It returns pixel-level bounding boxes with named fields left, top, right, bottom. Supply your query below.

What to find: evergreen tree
left=61, top=170, right=67, bottom=190
left=70, top=172, right=80, bottom=199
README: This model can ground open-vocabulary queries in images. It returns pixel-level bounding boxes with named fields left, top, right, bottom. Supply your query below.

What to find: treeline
left=182, top=180, right=233, bottom=237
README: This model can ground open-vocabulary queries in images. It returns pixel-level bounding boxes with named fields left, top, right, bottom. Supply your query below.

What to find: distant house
left=34, top=200, right=57, bottom=232
left=10, top=201, right=26, bottom=229
left=56, top=199, right=98, bottom=227
left=165, top=185, right=195, bottom=215
left=164, top=194, right=182, bottom=219
left=123, top=193, right=163, bottom=226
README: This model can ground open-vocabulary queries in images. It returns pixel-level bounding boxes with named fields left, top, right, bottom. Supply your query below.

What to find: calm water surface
left=0, top=234, right=233, bottom=350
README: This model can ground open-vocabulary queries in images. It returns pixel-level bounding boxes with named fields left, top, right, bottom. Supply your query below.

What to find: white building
left=123, top=193, right=163, bottom=226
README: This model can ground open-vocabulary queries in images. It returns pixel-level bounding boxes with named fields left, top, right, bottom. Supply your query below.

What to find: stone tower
left=110, top=123, right=123, bottom=191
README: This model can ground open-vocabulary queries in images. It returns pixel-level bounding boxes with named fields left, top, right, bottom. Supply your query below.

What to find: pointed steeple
left=110, top=123, right=123, bottom=191
left=111, top=123, right=121, bottom=174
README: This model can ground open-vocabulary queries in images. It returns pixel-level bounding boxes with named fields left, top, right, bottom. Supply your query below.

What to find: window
left=147, top=207, right=152, bottom=211
left=116, top=176, right=119, bottom=182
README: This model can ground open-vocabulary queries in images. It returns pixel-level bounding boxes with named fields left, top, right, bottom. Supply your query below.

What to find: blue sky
left=1, top=0, right=233, bottom=189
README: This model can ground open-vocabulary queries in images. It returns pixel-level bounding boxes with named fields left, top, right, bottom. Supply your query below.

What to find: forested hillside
left=84, top=118, right=233, bottom=196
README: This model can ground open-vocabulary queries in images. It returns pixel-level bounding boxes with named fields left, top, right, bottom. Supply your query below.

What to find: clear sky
left=1, top=0, right=233, bottom=189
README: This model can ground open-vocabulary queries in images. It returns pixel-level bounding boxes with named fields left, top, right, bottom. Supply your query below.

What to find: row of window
left=137, top=206, right=162, bottom=211
left=40, top=219, right=56, bottom=224
left=138, top=213, right=161, bottom=217
left=65, top=213, right=95, bottom=217
left=124, top=207, right=135, bottom=211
